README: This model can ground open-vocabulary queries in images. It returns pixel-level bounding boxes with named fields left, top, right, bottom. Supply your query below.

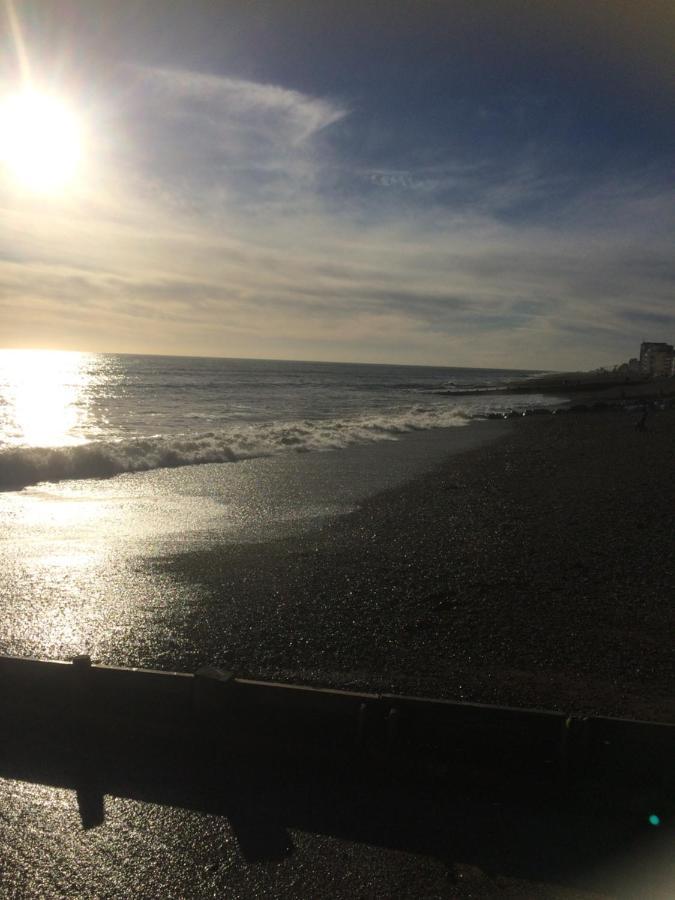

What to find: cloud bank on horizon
left=1, top=0, right=674, bottom=370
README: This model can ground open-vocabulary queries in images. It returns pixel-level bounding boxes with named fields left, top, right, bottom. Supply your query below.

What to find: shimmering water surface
left=0, top=350, right=561, bottom=663
left=0, top=351, right=558, bottom=483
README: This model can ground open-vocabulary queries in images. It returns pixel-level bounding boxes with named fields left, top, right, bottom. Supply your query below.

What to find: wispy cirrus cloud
left=121, top=65, right=348, bottom=211
left=134, top=66, right=347, bottom=142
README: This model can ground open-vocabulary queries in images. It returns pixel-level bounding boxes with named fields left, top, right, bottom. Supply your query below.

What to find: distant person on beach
left=635, top=407, right=648, bottom=432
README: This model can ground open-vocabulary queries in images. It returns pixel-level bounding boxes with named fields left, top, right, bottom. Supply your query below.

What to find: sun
left=0, top=89, right=83, bottom=192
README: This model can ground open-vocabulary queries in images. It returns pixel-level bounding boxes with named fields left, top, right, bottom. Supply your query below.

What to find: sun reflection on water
left=0, top=349, right=100, bottom=447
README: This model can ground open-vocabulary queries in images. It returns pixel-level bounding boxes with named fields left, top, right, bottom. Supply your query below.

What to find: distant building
left=617, top=358, right=642, bottom=377
left=640, top=342, right=674, bottom=377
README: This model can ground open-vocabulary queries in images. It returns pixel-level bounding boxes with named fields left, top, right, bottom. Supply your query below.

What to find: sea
left=0, top=351, right=561, bottom=483
left=0, top=350, right=563, bottom=664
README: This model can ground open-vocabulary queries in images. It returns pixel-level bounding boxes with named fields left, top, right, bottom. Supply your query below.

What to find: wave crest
left=0, top=406, right=470, bottom=489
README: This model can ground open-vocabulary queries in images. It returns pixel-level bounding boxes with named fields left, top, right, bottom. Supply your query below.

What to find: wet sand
left=156, top=408, right=675, bottom=722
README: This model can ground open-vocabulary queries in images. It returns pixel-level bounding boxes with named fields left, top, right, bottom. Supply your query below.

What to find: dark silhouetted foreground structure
left=0, top=654, right=672, bottom=895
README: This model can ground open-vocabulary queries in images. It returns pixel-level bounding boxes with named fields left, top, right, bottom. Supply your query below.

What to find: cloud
left=120, top=65, right=348, bottom=212
left=134, top=66, right=346, bottom=142
left=1, top=64, right=674, bottom=369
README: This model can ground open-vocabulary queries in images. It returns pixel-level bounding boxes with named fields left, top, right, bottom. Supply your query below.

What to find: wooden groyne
left=0, top=654, right=672, bottom=797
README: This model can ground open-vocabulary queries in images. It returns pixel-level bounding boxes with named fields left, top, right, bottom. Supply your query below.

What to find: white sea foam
left=0, top=405, right=472, bottom=489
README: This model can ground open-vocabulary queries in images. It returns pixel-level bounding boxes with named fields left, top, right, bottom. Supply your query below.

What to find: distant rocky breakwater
left=457, top=370, right=675, bottom=419
left=486, top=398, right=670, bottom=420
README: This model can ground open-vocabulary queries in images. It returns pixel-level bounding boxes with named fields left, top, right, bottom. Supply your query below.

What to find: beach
left=155, top=407, right=675, bottom=723
left=1, top=397, right=673, bottom=899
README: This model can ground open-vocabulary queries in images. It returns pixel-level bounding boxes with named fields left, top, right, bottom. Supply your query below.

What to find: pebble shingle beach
left=158, top=408, right=675, bottom=722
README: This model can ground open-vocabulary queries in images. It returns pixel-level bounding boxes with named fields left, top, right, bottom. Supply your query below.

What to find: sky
left=1, top=0, right=674, bottom=369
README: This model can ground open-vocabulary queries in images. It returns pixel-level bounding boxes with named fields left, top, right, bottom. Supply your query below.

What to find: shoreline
left=153, top=406, right=674, bottom=723
left=0, top=413, right=506, bottom=495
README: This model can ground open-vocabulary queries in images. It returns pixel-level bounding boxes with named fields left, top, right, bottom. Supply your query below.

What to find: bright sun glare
left=0, top=90, right=83, bottom=192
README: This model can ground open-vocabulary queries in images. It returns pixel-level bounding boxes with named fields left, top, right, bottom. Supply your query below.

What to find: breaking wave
left=0, top=406, right=471, bottom=490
